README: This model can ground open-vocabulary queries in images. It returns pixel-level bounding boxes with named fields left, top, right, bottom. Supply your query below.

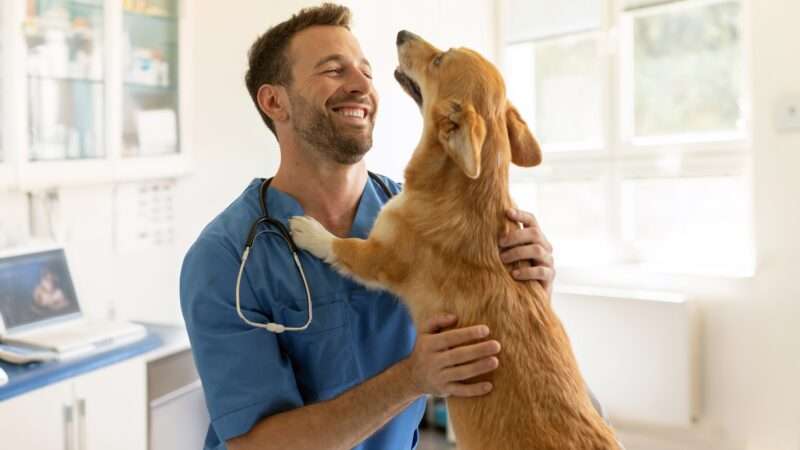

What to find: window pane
left=621, top=176, right=751, bottom=270
left=506, top=0, right=604, bottom=43
left=631, top=1, right=743, bottom=139
left=538, top=180, right=608, bottom=242
left=536, top=37, right=605, bottom=149
left=507, top=37, right=605, bottom=151
left=505, top=43, right=536, bottom=134
left=512, top=180, right=613, bottom=265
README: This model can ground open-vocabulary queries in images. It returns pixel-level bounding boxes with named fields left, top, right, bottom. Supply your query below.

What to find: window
left=504, top=0, right=752, bottom=276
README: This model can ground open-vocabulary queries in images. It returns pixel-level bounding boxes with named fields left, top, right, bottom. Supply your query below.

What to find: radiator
left=552, top=285, right=701, bottom=428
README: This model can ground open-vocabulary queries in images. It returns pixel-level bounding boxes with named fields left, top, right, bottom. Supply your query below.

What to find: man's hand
left=401, top=314, right=500, bottom=398
left=499, top=208, right=555, bottom=295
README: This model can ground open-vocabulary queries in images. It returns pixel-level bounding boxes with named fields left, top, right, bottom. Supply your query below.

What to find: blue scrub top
left=180, top=175, right=425, bottom=450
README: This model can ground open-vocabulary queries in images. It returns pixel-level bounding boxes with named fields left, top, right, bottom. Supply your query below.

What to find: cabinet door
left=122, top=0, right=181, bottom=157
left=0, top=381, right=74, bottom=450
left=73, top=358, right=147, bottom=450
left=23, top=0, right=106, bottom=161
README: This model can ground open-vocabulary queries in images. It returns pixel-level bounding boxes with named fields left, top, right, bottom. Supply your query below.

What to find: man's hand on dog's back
left=399, top=314, right=501, bottom=398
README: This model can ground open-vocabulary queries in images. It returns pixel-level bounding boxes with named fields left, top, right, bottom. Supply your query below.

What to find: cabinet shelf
left=27, top=74, right=104, bottom=84
left=36, top=0, right=105, bottom=10
left=124, top=10, right=177, bottom=22
left=125, top=81, right=175, bottom=91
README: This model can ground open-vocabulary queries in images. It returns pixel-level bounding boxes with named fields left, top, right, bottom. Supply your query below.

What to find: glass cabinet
left=122, top=0, right=179, bottom=157
left=24, top=0, right=105, bottom=161
left=1, top=0, right=189, bottom=189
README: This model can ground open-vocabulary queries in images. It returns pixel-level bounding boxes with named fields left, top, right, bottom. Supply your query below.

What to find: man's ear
left=257, top=84, right=289, bottom=123
left=435, top=100, right=486, bottom=179
left=506, top=103, right=542, bottom=167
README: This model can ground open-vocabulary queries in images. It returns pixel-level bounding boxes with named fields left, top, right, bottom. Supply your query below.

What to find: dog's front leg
left=289, top=216, right=406, bottom=291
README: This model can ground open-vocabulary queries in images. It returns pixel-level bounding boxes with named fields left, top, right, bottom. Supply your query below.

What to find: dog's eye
left=432, top=54, right=443, bottom=66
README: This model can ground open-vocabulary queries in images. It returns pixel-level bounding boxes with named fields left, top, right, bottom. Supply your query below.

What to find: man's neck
left=272, top=154, right=367, bottom=238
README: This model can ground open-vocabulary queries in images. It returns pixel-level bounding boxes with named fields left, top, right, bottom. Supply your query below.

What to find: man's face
left=284, top=26, right=378, bottom=164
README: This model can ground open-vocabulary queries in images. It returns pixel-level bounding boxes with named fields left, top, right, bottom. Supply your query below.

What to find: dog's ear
left=435, top=100, right=486, bottom=179
left=506, top=103, right=542, bottom=167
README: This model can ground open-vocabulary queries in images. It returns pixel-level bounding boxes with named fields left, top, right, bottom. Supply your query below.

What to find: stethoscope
left=235, top=172, right=394, bottom=333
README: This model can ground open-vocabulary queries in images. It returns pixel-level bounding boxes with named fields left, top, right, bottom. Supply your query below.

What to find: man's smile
left=330, top=103, right=371, bottom=125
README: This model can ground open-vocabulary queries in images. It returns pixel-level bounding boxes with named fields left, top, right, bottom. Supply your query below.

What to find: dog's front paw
left=289, top=216, right=335, bottom=261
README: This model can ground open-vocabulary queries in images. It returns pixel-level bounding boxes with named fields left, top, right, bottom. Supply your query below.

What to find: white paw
left=289, top=216, right=334, bottom=261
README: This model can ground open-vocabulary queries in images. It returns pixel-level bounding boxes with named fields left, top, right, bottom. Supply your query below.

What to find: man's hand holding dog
left=499, top=208, right=555, bottom=296
left=400, top=314, right=501, bottom=398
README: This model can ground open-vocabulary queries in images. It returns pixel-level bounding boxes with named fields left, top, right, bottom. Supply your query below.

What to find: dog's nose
left=396, top=30, right=420, bottom=46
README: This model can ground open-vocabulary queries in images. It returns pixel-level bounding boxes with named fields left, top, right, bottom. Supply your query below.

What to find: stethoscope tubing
left=235, top=172, right=392, bottom=333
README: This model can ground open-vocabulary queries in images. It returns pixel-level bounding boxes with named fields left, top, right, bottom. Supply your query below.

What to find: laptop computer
left=0, top=246, right=146, bottom=358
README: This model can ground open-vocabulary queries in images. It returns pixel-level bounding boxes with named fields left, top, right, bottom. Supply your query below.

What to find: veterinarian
left=180, top=4, right=558, bottom=450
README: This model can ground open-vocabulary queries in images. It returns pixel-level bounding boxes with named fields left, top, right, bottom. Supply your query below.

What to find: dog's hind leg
left=289, top=216, right=408, bottom=291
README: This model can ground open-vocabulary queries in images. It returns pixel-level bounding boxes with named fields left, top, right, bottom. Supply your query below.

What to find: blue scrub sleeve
left=180, top=237, right=304, bottom=444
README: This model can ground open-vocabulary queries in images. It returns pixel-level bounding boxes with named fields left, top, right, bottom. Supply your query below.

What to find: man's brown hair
left=245, top=3, right=352, bottom=138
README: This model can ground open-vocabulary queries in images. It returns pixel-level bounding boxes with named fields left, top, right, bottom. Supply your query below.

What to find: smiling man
left=180, top=4, right=557, bottom=450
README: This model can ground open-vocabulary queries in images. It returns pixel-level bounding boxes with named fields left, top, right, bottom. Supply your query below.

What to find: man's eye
left=363, top=71, right=373, bottom=79
left=325, top=68, right=343, bottom=75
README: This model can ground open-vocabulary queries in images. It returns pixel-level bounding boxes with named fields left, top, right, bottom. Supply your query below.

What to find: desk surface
left=0, top=325, right=167, bottom=402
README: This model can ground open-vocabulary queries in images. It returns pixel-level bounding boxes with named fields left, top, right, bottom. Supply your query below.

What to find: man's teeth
left=338, top=108, right=366, bottom=118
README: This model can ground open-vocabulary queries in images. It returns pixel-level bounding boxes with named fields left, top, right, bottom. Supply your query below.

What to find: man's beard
left=288, top=90, right=374, bottom=165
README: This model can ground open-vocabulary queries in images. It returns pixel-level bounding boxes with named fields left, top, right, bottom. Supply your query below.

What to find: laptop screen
left=0, top=248, right=81, bottom=333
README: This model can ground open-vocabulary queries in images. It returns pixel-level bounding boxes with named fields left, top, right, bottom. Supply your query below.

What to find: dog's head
left=394, top=30, right=541, bottom=179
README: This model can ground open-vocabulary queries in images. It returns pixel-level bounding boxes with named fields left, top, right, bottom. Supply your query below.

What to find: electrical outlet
left=775, top=95, right=800, bottom=131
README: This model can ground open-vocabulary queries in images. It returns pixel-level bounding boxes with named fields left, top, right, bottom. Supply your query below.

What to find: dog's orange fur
left=291, top=33, right=621, bottom=450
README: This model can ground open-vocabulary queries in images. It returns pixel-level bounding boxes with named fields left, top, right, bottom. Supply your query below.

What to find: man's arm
left=228, top=355, right=416, bottom=450
left=228, top=315, right=501, bottom=450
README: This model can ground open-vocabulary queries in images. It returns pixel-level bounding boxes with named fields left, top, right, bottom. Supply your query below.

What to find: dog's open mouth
left=394, top=69, right=423, bottom=107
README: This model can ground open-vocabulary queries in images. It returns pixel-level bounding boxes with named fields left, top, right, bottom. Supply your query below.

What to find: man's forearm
left=228, top=358, right=421, bottom=450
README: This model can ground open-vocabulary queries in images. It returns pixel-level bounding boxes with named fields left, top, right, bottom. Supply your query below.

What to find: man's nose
left=344, top=68, right=372, bottom=95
